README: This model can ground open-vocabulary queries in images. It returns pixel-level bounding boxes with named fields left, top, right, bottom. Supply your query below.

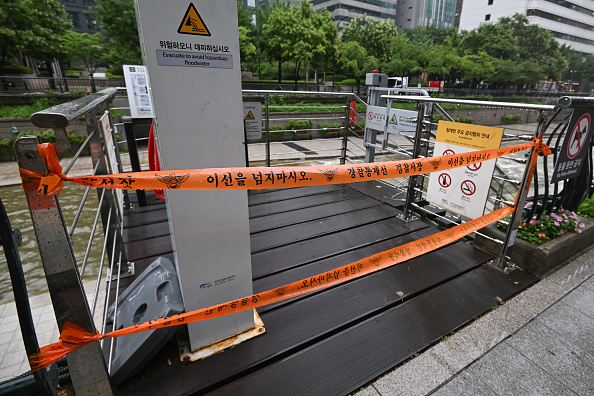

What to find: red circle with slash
left=461, top=180, right=476, bottom=196
left=567, top=113, right=591, bottom=159
left=438, top=173, right=452, bottom=188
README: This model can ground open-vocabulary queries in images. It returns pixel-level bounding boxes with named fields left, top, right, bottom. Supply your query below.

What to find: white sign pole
left=134, top=0, right=254, bottom=350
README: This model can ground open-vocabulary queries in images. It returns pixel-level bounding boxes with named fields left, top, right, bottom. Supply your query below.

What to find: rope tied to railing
left=19, top=140, right=550, bottom=195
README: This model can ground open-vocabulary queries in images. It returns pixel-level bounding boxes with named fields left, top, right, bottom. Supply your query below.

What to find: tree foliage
left=0, top=0, right=70, bottom=74
left=337, top=41, right=378, bottom=92
left=263, top=1, right=336, bottom=83
left=92, top=0, right=142, bottom=67
left=341, top=17, right=397, bottom=64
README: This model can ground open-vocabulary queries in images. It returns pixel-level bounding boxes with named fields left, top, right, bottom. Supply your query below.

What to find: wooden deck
left=113, top=182, right=537, bottom=395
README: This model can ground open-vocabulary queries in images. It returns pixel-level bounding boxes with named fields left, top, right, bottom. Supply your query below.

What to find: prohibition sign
left=438, top=173, right=452, bottom=188
left=467, top=162, right=482, bottom=171
left=443, top=149, right=455, bottom=156
left=567, top=113, right=591, bottom=159
left=368, top=112, right=374, bottom=121
left=461, top=180, right=476, bottom=196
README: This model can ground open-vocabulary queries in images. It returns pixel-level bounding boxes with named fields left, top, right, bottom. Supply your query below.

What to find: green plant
left=497, top=204, right=586, bottom=245
left=319, top=122, right=341, bottom=136
left=453, top=116, right=474, bottom=124
left=501, top=114, right=522, bottom=124
left=2, top=66, right=33, bottom=74
left=66, top=70, right=81, bottom=78
left=337, top=78, right=357, bottom=85
left=0, top=98, right=57, bottom=119
left=578, top=193, right=594, bottom=219
left=286, top=119, right=313, bottom=131
left=68, top=89, right=90, bottom=96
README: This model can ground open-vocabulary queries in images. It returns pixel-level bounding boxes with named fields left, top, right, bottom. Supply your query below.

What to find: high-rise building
left=458, top=0, right=594, bottom=54
left=309, top=1, right=398, bottom=26
left=394, top=0, right=457, bottom=33
left=57, top=0, right=99, bottom=35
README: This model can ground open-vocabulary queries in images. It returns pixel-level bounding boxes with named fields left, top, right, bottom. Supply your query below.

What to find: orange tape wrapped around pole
left=27, top=205, right=513, bottom=372
left=21, top=142, right=540, bottom=195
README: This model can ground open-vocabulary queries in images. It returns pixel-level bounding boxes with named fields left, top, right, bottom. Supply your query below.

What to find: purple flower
left=554, top=222, right=560, bottom=226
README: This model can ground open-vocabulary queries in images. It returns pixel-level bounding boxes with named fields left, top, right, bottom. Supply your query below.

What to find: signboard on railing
left=365, top=105, right=417, bottom=137
left=426, top=121, right=503, bottom=219
left=123, top=65, right=154, bottom=118
left=551, top=108, right=593, bottom=183
left=243, top=102, right=262, bottom=140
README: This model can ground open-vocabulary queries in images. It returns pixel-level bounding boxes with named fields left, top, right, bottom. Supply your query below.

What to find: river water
left=0, top=183, right=105, bottom=304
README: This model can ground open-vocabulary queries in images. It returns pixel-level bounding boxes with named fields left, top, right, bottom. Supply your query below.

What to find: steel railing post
left=15, top=136, right=112, bottom=396
left=340, top=96, right=350, bottom=165
left=265, top=93, right=271, bottom=167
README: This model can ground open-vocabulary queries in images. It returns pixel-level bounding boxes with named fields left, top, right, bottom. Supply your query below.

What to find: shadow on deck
left=113, top=182, right=537, bottom=395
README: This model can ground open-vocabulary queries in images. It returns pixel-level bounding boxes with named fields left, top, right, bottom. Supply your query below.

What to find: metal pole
left=265, top=93, right=271, bottom=167
left=15, top=136, right=112, bottom=395
left=495, top=112, right=547, bottom=270
left=340, top=96, right=350, bottom=165
left=400, top=102, right=426, bottom=222
left=0, top=198, right=58, bottom=396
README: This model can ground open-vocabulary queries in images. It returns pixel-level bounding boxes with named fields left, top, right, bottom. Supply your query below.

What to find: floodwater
left=0, top=183, right=105, bottom=304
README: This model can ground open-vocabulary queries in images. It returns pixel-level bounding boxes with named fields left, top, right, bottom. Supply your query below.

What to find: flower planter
left=475, top=216, right=594, bottom=278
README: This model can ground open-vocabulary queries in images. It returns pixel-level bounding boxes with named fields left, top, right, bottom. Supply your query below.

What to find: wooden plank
left=251, top=205, right=401, bottom=253
left=208, top=266, right=537, bottom=396
left=124, top=208, right=168, bottom=229
left=125, top=235, right=172, bottom=262
left=251, top=217, right=428, bottom=279
left=113, top=242, right=496, bottom=396
left=347, top=180, right=407, bottom=209
left=124, top=221, right=170, bottom=243
left=249, top=189, right=364, bottom=219
left=248, top=185, right=346, bottom=206
left=250, top=196, right=382, bottom=234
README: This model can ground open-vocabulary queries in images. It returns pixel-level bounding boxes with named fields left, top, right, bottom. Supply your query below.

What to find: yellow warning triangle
left=245, top=111, right=255, bottom=120
left=389, top=114, right=398, bottom=125
left=178, top=3, right=211, bottom=36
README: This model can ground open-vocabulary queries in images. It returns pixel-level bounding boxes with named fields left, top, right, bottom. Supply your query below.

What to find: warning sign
left=178, top=3, right=211, bottom=36
left=551, top=110, right=593, bottom=182
left=365, top=106, right=417, bottom=136
left=426, top=121, right=503, bottom=219
left=243, top=102, right=262, bottom=140
left=389, top=114, right=398, bottom=125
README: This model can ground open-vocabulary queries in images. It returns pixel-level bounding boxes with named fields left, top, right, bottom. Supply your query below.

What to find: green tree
left=62, top=31, right=106, bottom=91
left=336, top=41, right=378, bottom=93
left=425, top=37, right=460, bottom=81
left=383, top=35, right=425, bottom=77
left=92, top=0, right=142, bottom=67
left=341, top=17, right=397, bottom=64
left=263, top=1, right=336, bottom=84
left=0, top=0, right=70, bottom=76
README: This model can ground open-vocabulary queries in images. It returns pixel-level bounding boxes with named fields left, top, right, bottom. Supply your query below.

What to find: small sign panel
left=365, top=106, right=417, bottom=136
left=551, top=109, right=593, bottom=182
left=178, top=3, right=211, bottom=36
left=123, top=65, right=154, bottom=118
left=243, top=102, right=262, bottom=140
left=426, top=121, right=503, bottom=219
left=156, top=50, right=233, bottom=69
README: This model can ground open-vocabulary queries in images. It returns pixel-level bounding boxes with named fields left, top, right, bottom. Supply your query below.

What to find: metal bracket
left=110, top=262, right=136, bottom=281
left=396, top=213, right=419, bottom=223
left=487, top=258, right=516, bottom=274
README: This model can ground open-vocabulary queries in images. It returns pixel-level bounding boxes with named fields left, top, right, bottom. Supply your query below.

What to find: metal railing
left=0, top=76, right=125, bottom=94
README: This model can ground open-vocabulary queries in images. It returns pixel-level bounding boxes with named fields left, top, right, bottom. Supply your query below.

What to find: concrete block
left=373, top=353, right=454, bottom=396
left=538, top=302, right=594, bottom=353
left=432, top=371, right=497, bottom=396
left=560, top=286, right=594, bottom=318
left=508, top=319, right=594, bottom=395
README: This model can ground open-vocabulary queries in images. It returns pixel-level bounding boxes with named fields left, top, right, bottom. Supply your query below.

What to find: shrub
left=0, top=129, right=89, bottom=160
left=0, top=98, right=57, bottom=119
left=2, top=66, right=33, bottom=74
left=497, top=205, right=586, bottom=245
left=453, top=116, right=473, bottom=124
left=106, top=66, right=124, bottom=76
left=286, top=119, right=312, bottom=131
left=338, top=79, right=357, bottom=86
left=578, top=194, right=594, bottom=219
left=66, top=70, right=80, bottom=78
left=333, top=74, right=347, bottom=82
left=319, top=122, right=341, bottom=136
left=501, top=114, right=522, bottom=124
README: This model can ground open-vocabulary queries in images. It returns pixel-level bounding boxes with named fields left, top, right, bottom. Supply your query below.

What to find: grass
left=0, top=98, right=57, bottom=119
left=578, top=191, right=594, bottom=219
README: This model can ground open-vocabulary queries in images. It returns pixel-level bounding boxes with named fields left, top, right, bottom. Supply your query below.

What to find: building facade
left=458, top=0, right=594, bottom=54
left=394, top=0, right=457, bottom=32
left=309, top=0, right=398, bottom=25
left=57, top=0, right=99, bottom=34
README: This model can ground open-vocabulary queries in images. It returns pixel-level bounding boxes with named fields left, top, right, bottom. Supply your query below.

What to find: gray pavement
left=357, top=249, right=594, bottom=396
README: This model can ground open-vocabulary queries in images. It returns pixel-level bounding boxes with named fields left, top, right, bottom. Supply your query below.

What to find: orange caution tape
left=28, top=205, right=513, bottom=371
left=21, top=141, right=546, bottom=195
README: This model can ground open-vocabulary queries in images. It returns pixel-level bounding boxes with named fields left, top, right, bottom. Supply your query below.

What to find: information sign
left=123, top=65, right=154, bottom=118
left=551, top=109, right=593, bottom=182
left=426, top=121, right=503, bottom=219
left=243, top=102, right=262, bottom=140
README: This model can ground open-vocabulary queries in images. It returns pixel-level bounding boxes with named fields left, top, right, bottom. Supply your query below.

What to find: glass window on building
left=86, top=14, right=98, bottom=31
left=68, top=11, right=81, bottom=29
left=485, top=14, right=491, bottom=21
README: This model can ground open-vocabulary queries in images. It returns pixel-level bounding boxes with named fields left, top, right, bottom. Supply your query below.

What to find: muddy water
left=0, top=183, right=106, bottom=304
